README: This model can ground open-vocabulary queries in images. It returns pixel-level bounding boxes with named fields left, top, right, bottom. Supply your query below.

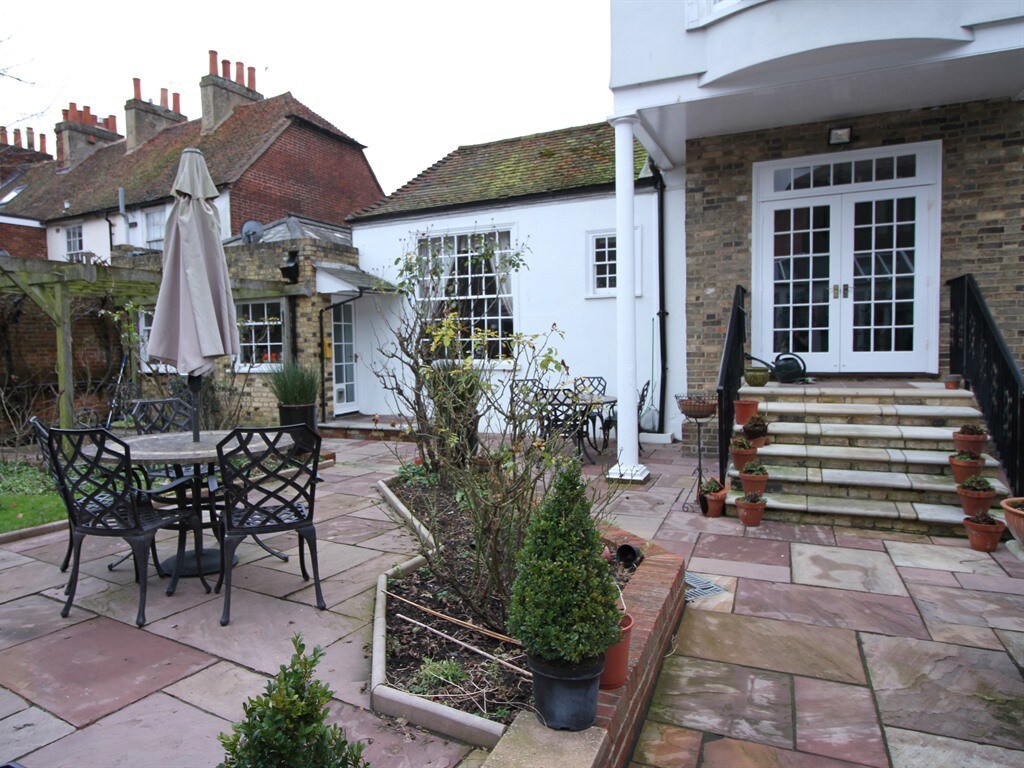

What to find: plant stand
left=675, top=397, right=717, bottom=514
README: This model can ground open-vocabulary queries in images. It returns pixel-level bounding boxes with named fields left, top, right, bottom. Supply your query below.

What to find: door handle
left=833, top=285, right=839, bottom=299
left=843, top=284, right=850, bottom=299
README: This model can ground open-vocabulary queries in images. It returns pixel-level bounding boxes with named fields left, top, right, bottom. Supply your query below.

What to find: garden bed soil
left=384, top=478, right=633, bottom=728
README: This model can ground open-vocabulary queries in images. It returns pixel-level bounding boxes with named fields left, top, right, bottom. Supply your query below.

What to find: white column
left=607, top=116, right=649, bottom=482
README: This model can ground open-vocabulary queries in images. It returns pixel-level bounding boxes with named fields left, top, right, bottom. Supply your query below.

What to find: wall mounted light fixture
left=828, top=126, right=852, bottom=146
left=279, top=250, right=299, bottom=284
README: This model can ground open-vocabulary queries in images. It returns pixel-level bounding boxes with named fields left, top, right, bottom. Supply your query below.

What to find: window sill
left=235, top=363, right=284, bottom=374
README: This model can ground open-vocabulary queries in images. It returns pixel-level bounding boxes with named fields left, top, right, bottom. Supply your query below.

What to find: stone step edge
left=755, top=402, right=981, bottom=418
left=751, top=422, right=981, bottom=442
left=750, top=443, right=999, bottom=467
left=725, top=489, right=965, bottom=525
left=739, top=385, right=976, bottom=399
left=727, top=464, right=1011, bottom=495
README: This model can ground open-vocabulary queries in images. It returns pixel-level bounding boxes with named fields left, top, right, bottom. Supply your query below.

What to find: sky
left=1, top=0, right=613, bottom=195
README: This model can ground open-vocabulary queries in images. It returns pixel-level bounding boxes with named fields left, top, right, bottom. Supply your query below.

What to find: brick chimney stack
left=54, top=99, right=122, bottom=168
left=200, top=49, right=263, bottom=134
left=124, top=77, right=187, bottom=152
left=12, top=129, right=22, bottom=148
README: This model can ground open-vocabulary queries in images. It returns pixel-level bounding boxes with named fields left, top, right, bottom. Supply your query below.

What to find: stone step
left=739, top=384, right=978, bottom=407
left=724, top=488, right=967, bottom=532
left=750, top=421, right=989, bottom=451
left=727, top=462, right=1010, bottom=505
left=755, top=401, right=982, bottom=427
left=749, top=442, right=1000, bottom=476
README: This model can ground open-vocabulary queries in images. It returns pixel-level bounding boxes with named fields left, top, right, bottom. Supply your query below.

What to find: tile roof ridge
left=450, top=121, right=610, bottom=153
left=350, top=149, right=460, bottom=219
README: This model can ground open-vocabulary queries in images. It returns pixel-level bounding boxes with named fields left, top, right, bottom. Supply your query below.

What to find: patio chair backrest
left=131, top=398, right=193, bottom=435
left=574, top=376, right=608, bottom=398
left=216, top=425, right=321, bottom=534
left=47, top=427, right=143, bottom=532
left=540, top=388, right=588, bottom=438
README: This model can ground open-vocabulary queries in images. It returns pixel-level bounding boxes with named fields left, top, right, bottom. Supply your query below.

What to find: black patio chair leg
left=61, top=533, right=85, bottom=618
left=190, top=515, right=211, bottom=595
left=253, top=535, right=289, bottom=561
left=165, top=527, right=189, bottom=597
left=219, top=534, right=245, bottom=626
left=297, top=533, right=309, bottom=581
left=297, top=527, right=326, bottom=610
left=59, top=526, right=73, bottom=572
left=126, top=536, right=151, bottom=628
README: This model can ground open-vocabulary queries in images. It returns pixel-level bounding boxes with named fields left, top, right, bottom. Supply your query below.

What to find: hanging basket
left=676, top=394, right=716, bottom=420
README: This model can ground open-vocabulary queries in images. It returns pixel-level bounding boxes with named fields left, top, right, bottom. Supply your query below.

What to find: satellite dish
left=241, top=220, right=264, bottom=245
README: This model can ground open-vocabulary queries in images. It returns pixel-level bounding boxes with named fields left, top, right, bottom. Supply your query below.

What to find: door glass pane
left=772, top=205, right=830, bottom=354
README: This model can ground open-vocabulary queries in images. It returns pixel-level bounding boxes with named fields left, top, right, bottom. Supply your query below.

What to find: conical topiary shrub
left=507, top=459, right=622, bottom=730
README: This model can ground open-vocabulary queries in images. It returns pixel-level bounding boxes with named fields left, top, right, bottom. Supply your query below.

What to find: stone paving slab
left=0, top=687, right=26, bottom=719
left=692, top=533, right=791, bottom=566
left=164, top=661, right=269, bottom=723
left=630, top=721, right=702, bottom=768
left=885, top=727, right=1024, bottom=768
left=864, top=633, right=1024, bottom=750
left=675, top=611, right=865, bottom=684
left=700, top=737, right=870, bottom=767
left=793, top=677, right=887, bottom=767
left=907, top=582, right=1024, bottom=632
left=885, top=540, right=1006, bottom=575
left=648, top=656, right=793, bottom=748
left=21, top=692, right=228, bottom=768
left=0, top=706, right=76, bottom=764
left=0, top=593, right=91, bottom=650
left=792, top=542, right=908, bottom=596
left=0, top=616, right=214, bottom=727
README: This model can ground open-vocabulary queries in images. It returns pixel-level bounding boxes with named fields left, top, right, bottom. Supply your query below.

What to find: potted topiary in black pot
left=507, top=459, right=622, bottom=731
left=268, top=362, right=320, bottom=451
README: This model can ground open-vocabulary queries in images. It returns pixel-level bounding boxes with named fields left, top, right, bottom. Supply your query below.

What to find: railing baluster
left=716, top=286, right=748, bottom=485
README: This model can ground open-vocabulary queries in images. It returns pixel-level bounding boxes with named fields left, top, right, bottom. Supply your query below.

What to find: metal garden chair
left=212, top=424, right=326, bottom=626
left=47, top=427, right=210, bottom=627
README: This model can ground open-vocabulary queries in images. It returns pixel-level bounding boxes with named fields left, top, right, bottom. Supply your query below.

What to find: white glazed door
left=332, top=303, right=356, bottom=415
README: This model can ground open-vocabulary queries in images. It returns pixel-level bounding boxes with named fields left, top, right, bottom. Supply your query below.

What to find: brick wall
left=0, top=221, right=47, bottom=260
left=684, top=98, right=1024, bottom=396
left=229, top=122, right=383, bottom=235
left=117, top=238, right=360, bottom=426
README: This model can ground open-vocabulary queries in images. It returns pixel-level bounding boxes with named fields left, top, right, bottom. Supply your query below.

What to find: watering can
left=744, top=353, right=807, bottom=384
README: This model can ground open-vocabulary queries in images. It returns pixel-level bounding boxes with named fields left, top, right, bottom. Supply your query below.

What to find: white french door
left=754, top=143, right=940, bottom=374
left=332, top=303, right=357, bottom=415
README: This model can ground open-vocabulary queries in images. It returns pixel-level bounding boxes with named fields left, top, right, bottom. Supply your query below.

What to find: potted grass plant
left=948, top=450, right=984, bottom=484
left=963, top=510, right=1006, bottom=552
left=507, top=460, right=622, bottom=731
left=268, top=362, right=320, bottom=450
left=739, top=460, right=769, bottom=496
left=956, top=474, right=997, bottom=518
left=735, top=491, right=766, bottom=527
left=699, top=477, right=728, bottom=517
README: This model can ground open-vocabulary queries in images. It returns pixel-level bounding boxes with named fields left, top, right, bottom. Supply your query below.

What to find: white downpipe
left=608, top=116, right=649, bottom=482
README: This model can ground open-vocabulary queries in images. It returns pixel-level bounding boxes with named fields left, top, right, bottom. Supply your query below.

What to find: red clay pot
left=705, top=487, right=728, bottom=517
left=952, top=432, right=987, bottom=454
left=736, top=499, right=766, bottom=527
left=749, top=436, right=770, bottom=448
left=739, top=471, right=768, bottom=496
left=734, top=400, right=759, bottom=426
left=963, top=517, right=1006, bottom=553
left=957, top=487, right=996, bottom=518
left=948, top=456, right=985, bottom=484
left=599, top=613, right=634, bottom=689
left=1000, top=498, right=1024, bottom=543
left=730, top=446, right=757, bottom=470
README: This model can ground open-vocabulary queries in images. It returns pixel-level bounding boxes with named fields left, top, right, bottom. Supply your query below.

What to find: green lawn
left=0, top=462, right=66, bottom=533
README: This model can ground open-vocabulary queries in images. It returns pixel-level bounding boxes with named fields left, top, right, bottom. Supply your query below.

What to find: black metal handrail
left=948, top=274, right=1023, bottom=496
left=716, top=285, right=748, bottom=484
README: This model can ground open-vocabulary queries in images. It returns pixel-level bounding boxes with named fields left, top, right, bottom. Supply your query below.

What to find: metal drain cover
left=685, top=572, right=727, bottom=602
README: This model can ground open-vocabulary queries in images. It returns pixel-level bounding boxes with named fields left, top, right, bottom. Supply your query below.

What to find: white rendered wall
left=351, top=191, right=664, bottom=428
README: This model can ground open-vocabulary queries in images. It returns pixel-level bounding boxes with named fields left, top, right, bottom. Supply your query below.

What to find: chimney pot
left=13, top=129, right=22, bottom=147
left=235, top=61, right=244, bottom=84
left=173, top=92, right=181, bottom=113
left=221, top=59, right=230, bottom=79
left=247, top=66, right=255, bottom=90
left=40, top=134, right=47, bottom=154
left=133, top=78, right=142, bottom=100
left=83, top=105, right=93, bottom=124
left=108, top=115, right=118, bottom=133
left=160, top=88, right=169, bottom=108
left=0, top=127, right=7, bottom=144
left=68, top=103, right=79, bottom=122
left=27, top=127, right=35, bottom=150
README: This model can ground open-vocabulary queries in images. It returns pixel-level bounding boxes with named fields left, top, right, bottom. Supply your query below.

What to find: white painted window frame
left=584, top=227, right=643, bottom=299
left=65, top=224, right=85, bottom=262
left=144, top=210, right=165, bottom=250
left=235, top=298, right=285, bottom=373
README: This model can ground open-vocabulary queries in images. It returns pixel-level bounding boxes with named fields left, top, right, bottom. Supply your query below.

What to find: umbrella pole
left=188, top=374, right=202, bottom=442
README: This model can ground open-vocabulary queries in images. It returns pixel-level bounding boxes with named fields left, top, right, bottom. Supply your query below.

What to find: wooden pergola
left=0, top=253, right=309, bottom=428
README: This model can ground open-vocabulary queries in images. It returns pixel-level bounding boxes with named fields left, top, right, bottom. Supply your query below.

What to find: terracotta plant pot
left=599, top=613, right=634, bottom=689
left=736, top=499, right=766, bottom=527
left=749, top=436, right=770, bottom=448
left=956, top=487, right=997, bottom=518
left=733, top=400, right=759, bottom=426
left=963, top=517, right=1006, bottom=553
left=952, top=431, right=987, bottom=454
left=705, top=487, right=728, bottom=517
left=739, top=471, right=768, bottom=496
left=999, top=498, right=1024, bottom=544
left=948, top=456, right=985, bottom=484
left=730, top=446, right=757, bottom=469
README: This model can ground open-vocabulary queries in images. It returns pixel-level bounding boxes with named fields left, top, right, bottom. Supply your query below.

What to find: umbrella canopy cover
left=147, top=149, right=239, bottom=377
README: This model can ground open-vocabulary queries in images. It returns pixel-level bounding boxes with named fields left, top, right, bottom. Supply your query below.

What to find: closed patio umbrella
left=146, top=148, right=239, bottom=441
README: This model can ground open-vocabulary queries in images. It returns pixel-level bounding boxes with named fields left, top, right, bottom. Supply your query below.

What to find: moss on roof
left=350, top=122, right=648, bottom=222
left=0, top=93, right=362, bottom=223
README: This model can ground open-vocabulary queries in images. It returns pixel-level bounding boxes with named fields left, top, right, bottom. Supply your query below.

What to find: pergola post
left=53, top=281, right=74, bottom=428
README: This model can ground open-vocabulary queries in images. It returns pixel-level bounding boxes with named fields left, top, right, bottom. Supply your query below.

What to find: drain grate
left=685, top=572, right=728, bottom=602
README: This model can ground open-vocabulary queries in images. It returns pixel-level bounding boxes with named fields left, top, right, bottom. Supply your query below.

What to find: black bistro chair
left=601, top=379, right=650, bottom=454
left=212, top=425, right=326, bottom=626
left=47, top=427, right=210, bottom=627
left=539, top=388, right=594, bottom=462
